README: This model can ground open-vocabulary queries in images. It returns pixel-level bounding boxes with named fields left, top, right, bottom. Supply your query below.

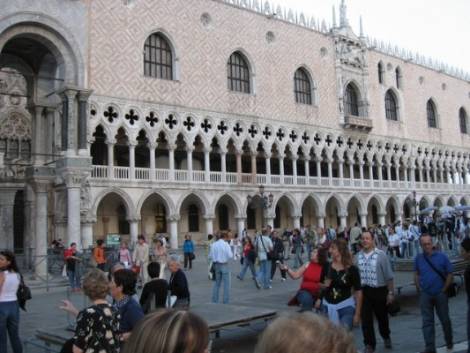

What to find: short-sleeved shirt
left=414, top=252, right=453, bottom=296
left=323, top=265, right=361, bottom=304
left=73, top=303, right=120, bottom=353
left=256, top=236, right=273, bottom=261
left=357, top=249, right=394, bottom=288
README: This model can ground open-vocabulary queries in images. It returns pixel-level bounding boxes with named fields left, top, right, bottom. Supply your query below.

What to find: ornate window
left=144, top=33, right=173, bottom=80
left=427, top=99, right=437, bottom=128
left=227, top=51, right=250, bottom=93
left=385, top=90, right=398, bottom=121
left=344, top=83, right=359, bottom=116
left=188, top=204, right=199, bottom=232
left=460, top=107, right=468, bottom=134
left=378, top=62, right=384, bottom=84
left=294, top=68, right=312, bottom=105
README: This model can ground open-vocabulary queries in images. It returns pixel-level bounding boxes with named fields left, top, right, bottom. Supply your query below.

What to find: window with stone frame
left=426, top=99, right=438, bottom=128
left=294, top=68, right=312, bottom=105
left=378, top=62, right=384, bottom=84
left=395, top=67, right=402, bottom=89
left=227, top=52, right=250, bottom=93
left=344, top=84, right=359, bottom=116
left=385, top=90, right=398, bottom=121
left=188, top=204, right=199, bottom=232
left=144, top=33, right=173, bottom=80
left=460, top=107, right=468, bottom=134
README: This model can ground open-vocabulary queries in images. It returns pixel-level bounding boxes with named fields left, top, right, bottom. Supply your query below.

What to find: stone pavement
left=18, top=249, right=469, bottom=353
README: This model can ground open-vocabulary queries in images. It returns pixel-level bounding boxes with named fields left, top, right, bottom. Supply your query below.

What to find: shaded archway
left=214, top=194, right=240, bottom=232
left=300, top=195, right=320, bottom=228
left=367, top=196, right=383, bottom=226
left=346, top=196, right=363, bottom=227
left=273, top=195, right=296, bottom=230
left=246, top=195, right=264, bottom=232
left=385, top=197, right=400, bottom=225
left=139, top=193, right=171, bottom=239
left=177, top=193, right=208, bottom=244
left=433, top=197, right=444, bottom=208
left=94, top=193, right=131, bottom=242
left=325, top=196, right=342, bottom=228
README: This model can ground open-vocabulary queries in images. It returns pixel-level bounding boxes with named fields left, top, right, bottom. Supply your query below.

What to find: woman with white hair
left=167, top=255, right=190, bottom=309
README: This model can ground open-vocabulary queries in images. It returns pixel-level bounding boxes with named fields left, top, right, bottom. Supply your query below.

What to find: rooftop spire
left=339, top=0, right=349, bottom=27
left=332, top=5, right=337, bottom=28
left=359, top=16, right=364, bottom=37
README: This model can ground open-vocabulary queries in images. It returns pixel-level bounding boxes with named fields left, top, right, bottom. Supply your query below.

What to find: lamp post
left=247, top=185, right=274, bottom=209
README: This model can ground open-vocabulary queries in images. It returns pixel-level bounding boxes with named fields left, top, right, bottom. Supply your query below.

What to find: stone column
left=327, top=158, right=333, bottom=184
left=169, top=217, right=179, bottom=249
left=149, top=143, right=156, bottom=181
left=432, top=166, right=437, bottom=184
left=81, top=220, right=94, bottom=250
left=65, top=173, right=82, bottom=249
left=129, top=143, right=136, bottom=180
left=359, top=161, right=365, bottom=186
left=316, top=158, right=322, bottom=180
left=386, top=162, right=392, bottom=182
left=205, top=216, right=214, bottom=236
left=369, top=163, right=373, bottom=181
left=265, top=152, right=271, bottom=184
left=221, top=151, right=227, bottom=182
left=304, top=157, right=310, bottom=179
left=59, top=88, right=79, bottom=156
left=404, top=166, right=408, bottom=183
left=33, top=182, right=49, bottom=277
left=129, top=219, right=139, bottom=246
left=77, top=90, right=93, bottom=155
left=0, top=189, right=17, bottom=250
left=377, top=162, right=383, bottom=185
left=236, top=151, right=242, bottom=184
left=168, top=143, right=176, bottom=180
left=293, top=216, right=301, bottom=230
left=251, top=153, right=257, bottom=183
left=317, top=215, right=325, bottom=229
left=338, top=159, right=344, bottom=186
left=349, top=161, right=354, bottom=180
left=339, top=211, right=347, bottom=231
left=410, top=166, right=416, bottom=185
left=204, top=147, right=211, bottom=182
left=45, top=107, right=56, bottom=163
left=440, top=168, right=444, bottom=184
left=418, top=167, right=423, bottom=183
left=264, top=216, right=274, bottom=228
left=33, top=106, right=45, bottom=165
left=236, top=217, right=246, bottom=238
left=107, top=141, right=115, bottom=179
left=360, top=212, right=367, bottom=228
left=279, top=156, right=285, bottom=184
left=292, top=157, right=298, bottom=184
left=378, top=212, right=386, bottom=226
left=187, top=147, right=193, bottom=182
left=425, top=166, right=431, bottom=184
left=395, top=163, right=400, bottom=182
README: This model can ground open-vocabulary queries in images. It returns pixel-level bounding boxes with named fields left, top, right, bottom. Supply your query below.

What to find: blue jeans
left=297, top=290, right=314, bottom=312
left=321, top=304, right=356, bottom=330
left=239, top=259, right=256, bottom=279
left=0, top=301, right=22, bottom=353
left=212, top=263, right=230, bottom=304
left=67, top=270, right=80, bottom=289
left=400, top=242, right=408, bottom=258
left=419, top=291, right=453, bottom=352
left=257, top=260, right=270, bottom=289
left=467, top=299, right=470, bottom=353
left=293, top=247, right=303, bottom=269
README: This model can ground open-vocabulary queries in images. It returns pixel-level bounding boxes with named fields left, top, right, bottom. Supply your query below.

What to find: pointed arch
left=176, top=191, right=210, bottom=216
left=136, top=189, right=175, bottom=216
left=212, top=192, right=244, bottom=218
left=426, top=99, right=438, bottom=128
left=227, top=50, right=253, bottom=94
left=459, top=107, right=468, bottom=134
left=91, top=188, right=136, bottom=220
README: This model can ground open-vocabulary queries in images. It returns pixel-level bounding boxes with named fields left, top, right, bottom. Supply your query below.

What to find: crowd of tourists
left=2, top=214, right=470, bottom=353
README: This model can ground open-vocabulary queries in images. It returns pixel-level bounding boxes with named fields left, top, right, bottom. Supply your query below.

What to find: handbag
left=258, top=235, right=273, bottom=261
left=422, top=254, right=457, bottom=298
left=189, top=253, right=195, bottom=261
left=17, top=274, right=32, bottom=311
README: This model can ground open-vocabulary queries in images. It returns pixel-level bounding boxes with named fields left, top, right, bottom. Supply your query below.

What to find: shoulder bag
left=17, top=273, right=32, bottom=311
left=422, top=254, right=457, bottom=298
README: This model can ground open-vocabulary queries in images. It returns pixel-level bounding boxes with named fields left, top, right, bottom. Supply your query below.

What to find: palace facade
left=1, top=0, right=470, bottom=274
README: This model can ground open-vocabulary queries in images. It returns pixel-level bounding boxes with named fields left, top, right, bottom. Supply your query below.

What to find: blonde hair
left=255, top=313, right=355, bottom=353
left=122, top=309, right=209, bottom=353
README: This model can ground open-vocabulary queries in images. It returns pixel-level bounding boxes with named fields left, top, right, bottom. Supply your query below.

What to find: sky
left=274, top=0, right=470, bottom=74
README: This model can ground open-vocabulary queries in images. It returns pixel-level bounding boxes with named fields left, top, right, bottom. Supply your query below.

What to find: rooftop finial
left=332, top=5, right=337, bottom=28
left=339, top=0, right=349, bottom=27
left=359, top=16, right=364, bottom=37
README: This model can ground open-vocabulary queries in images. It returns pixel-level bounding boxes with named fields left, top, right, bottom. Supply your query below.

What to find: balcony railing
left=90, top=165, right=470, bottom=191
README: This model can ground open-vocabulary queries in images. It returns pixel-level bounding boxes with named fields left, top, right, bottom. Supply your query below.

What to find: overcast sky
left=274, top=0, right=470, bottom=73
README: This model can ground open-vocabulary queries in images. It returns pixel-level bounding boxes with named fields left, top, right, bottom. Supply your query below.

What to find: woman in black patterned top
left=60, top=269, right=120, bottom=353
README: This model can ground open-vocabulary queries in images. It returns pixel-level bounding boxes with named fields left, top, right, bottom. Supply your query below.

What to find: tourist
left=205, top=234, right=215, bottom=280
left=409, top=220, right=421, bottom=257
left=349, top=222, right=362, bottom=254
left=168, top=255, right=190, bottom=309
left=303, top=225, right=316, bottom=258
left=387, top=226, right=400, bottom=259
left=256, top=228, right=274, bottom=290
left=414, top=233, right=453, bottom=353
left=122, top=309, right=209, bottom=353
left=322, top=239, right=362, bottom=330
left=282, top=247, right=328, bottom=312
left=93, top=239, right=106, bottom=271
left=209, top=232, right=233, bottom=303
left=357, top=231, right=395, bottom=353
left=183, top=234, right=195, bottom=270
left=237, top=236, right=259, bottom=288
left=140, top=262, right=168, bottom=313
left=230, top=233, right=241, bottom=260
left=254, top=312, right=356, bottom=353
left=461, top=237, right=470, bottom=353
left=0, top=251, right=22, bottom=353
left=399, top=224, right=410, bottom=259
left=291, top=228, right=304, bottom=268
left=152, top=239, right=167, bottom=279
left=64, top=242, right=81, bottom=292
left=110, top=269, right=144, bottom=340
left=316, top=227, right=328, bottom=247
left=133, top=235, right=149, bottom=286
left=59, top=269, right=119, bottom=353
left=270, top=230, right=287, bottom=281
left=118, top=241, right=132, bottom=269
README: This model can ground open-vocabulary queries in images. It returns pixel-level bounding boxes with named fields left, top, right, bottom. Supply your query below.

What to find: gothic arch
left=299, top=193, right=323, bottom=216
left=212, top=192, right=244, bottom=218
left=141, top=28, right=180, bottom=80
left=176, top=191, right=210, bottom=216
left=136, top=189, right=175, bottom=216
left=91, top=188, right=137, bottom=220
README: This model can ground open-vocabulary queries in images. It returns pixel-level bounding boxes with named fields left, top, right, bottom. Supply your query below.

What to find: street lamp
left=247, top=185, right=274, bottom=209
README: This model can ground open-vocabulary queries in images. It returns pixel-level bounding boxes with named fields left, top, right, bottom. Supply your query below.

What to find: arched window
left=294, top=68, right=312, bottom=105
left=218, top=204, right=229, bottom=230
left=91, top=126, right=107, bottom=165
left=395, top=67, right=402, bottom=89
left=385, top=90, right=398, bottom=121
left=344, top=83, right=359, bottom=116
left=188, top=204, right=199, bottom=232
left=227, top=51, right=250, bottom=93
left=378, top=62, right=384, bottom=84
left=460, top=107, right=468, bottom=134
left=427, top=99, right=437, bottom=128
left=144, top=33, right=173, bottom=80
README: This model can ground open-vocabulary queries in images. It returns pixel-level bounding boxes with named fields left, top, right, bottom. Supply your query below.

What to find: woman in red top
left=282, top=247, right=328, bottom=312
